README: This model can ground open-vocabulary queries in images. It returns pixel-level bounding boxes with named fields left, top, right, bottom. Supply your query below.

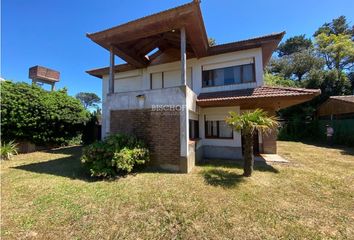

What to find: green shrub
left=81, top=134, right=150, bottom=178
left=1, top=141, right=18, bottom=160
left=114, top=148, right=150, bottom=172
left=1, top=81, right=89, bottom=146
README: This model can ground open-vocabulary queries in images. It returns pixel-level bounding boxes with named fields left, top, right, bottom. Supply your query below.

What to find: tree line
left=266, top=15, right=353, bottom=120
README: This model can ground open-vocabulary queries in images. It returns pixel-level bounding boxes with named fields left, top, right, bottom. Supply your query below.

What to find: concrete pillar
left=180, top=27, right=186, bottom=86
left=179, top=27, right=190, bottom=172
left=262, top=109, right=277, bottom=154
left=109, top=46, right=115, bottom=94
left=101, top=102, right=109, bottom=139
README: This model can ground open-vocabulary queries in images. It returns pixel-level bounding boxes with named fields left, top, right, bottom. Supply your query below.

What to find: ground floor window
left=205, top=120, right=233, bottom=139
left=189, top=120, right=199, bottom=139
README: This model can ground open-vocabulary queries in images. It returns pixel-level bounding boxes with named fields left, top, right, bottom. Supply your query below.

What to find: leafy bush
left=1, top=141, right=18, bottom=160
left=1, top=81, right=89, bottom=146
left=81, top=134, right=150, bottom=178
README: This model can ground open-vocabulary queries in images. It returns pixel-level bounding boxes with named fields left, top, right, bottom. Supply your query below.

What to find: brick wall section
left=110, top=109, right=181, bottom=170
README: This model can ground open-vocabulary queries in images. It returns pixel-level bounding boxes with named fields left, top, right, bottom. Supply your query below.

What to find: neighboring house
left=316, top=95, right=354, bottom=146
left=86, top=1, right=320, bottom=173
left=317, top=95, right=354, bottom=120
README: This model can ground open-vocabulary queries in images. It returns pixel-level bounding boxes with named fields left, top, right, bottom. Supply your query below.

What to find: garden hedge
left=1, top=81, right=89, bottom=145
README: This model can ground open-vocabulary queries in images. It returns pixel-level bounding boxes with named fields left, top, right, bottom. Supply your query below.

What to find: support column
left=179, top=27, right=191, bottom=172
left=105, top=46, right=115, bottom=138
left=109, top=46, right=115, bottom=94
left=262, top=108, right=277, bottom=154
left=180, top=27, right=186, bottom=86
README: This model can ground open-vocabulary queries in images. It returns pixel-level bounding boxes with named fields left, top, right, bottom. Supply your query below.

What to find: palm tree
left=226, top=109, right=279, bottom=177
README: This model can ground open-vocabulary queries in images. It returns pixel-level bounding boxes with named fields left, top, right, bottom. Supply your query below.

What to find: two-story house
left=86, top=1, right=320, bottom=173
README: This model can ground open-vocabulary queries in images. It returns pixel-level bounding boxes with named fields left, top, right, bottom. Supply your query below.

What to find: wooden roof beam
left=184, top=7, right=209, bottom=58
left=185, top=25, right=208, bottom=57
left=148, top=49, right=164, bottom=61
left=138, top=37, right=163, bottom=56
left=87, top=2, right=197, bottom=42
left=111, top=45, right=149, bottom=68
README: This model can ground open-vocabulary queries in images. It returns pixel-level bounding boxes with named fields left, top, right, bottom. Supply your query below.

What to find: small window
left=202, top=63, right=255, bottom=87
left=205, top=120, right=233, bottom=139
left=189, top=120, right=199, bottom=140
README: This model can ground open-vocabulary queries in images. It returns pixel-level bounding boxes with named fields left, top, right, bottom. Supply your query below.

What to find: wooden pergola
left=86, top=0, right=285, bottom=91
left=87, top=1, right=208, bottom=93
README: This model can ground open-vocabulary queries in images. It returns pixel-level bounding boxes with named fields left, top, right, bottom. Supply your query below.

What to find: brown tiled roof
left=330, top=95, right=354, bottom=104
left=197, top=86, right=320, bottom=102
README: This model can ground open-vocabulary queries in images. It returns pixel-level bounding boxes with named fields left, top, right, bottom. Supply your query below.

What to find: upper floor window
left=202, top=63, right=255, bottom=87
left=150, top=68, right=193, bottom=90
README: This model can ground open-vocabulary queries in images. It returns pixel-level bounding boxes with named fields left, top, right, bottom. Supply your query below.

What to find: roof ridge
left=331, top=95, right=354, bottom=98
left=210, top=32, right=285, bottom=49
left=330, top=95, right=354, bottom=103
left=197, top=86, right=321, bottom=102
left=262, top=85, right=320, bottom=93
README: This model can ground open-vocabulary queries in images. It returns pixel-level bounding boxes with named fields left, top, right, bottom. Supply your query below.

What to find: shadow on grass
left=295, top=140, right=354, bottom=156
left=13, top=146, right=95, bottom=182
left=199, top=159, right=279, bottom=188
left=13, top=146, right=176, bottom=181
left=339, top=149, right=354, bottom=156
left=202, top=169, right=245, bottom=188
left=198, top=159, right=280, bottom=174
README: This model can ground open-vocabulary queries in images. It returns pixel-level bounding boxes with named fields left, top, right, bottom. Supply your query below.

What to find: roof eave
left=86, top=1, right=208, bottom=67
left=86, top=32, right=286, bottom=79
left=207, top=32, right=285, bottom=64
left=196, top=86, right=320, bottom=109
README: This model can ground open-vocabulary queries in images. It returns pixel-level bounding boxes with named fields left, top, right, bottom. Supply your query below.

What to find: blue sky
left=2, top=0, right=354, bottom=97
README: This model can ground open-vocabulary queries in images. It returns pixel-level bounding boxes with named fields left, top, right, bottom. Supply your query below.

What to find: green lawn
left=1, top=141, right=354, bottom=239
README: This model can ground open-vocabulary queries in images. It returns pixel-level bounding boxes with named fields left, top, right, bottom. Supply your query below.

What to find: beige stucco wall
left=101, top=47, right=263, bottom=97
